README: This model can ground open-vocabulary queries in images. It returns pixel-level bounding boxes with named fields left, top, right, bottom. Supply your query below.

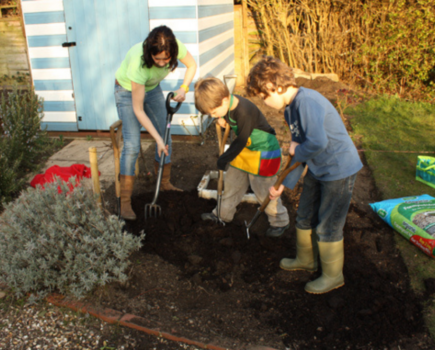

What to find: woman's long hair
left=142, top=26, right=178, bottom=72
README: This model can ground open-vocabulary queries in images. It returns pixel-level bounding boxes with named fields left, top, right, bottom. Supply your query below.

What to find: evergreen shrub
left=0, top=86, right=53, bottom=206
left=0, top=178, right=144, bottom=301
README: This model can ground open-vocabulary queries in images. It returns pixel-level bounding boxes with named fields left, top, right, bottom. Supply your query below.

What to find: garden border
left=47, top=294, right=279, bottom=350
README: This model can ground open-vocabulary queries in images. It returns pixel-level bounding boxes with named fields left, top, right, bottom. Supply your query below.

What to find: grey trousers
left=212, top=166, right=290, bottom=227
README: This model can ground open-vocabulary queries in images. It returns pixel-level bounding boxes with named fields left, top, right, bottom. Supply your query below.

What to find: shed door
left=63, top=0, right=149, bottom=130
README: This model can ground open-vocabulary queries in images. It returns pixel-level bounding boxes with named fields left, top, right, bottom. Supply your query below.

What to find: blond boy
left=195, top=77, right=290, bottom=237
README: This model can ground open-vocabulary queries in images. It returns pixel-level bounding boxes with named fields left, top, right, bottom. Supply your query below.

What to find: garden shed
left=20, top=0, right=235, bottom=134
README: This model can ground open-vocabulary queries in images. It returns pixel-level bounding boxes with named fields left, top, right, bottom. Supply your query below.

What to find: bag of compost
left=370, top=194, right=435, bottom=257
left=416, top=156, right=435, bottom=189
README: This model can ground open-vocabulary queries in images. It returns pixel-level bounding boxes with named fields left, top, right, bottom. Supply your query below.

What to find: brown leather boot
left=154, top=161, right=183, bottom=192
left=120, top=175, right=136, bottom=220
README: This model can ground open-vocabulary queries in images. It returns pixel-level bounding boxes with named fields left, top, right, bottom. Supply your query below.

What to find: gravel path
left=0, top=289, right=202, bottom=350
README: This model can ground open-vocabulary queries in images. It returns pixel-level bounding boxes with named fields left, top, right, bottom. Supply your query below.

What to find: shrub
left=0, top=86, right=54, bottom=207
left=0, top=178, right=144, bottom=301
left=248, top=0, right=435, bottom=100
left=0, top=138, right=23, bottom=204
left=358, top=0, right=435, bottom=99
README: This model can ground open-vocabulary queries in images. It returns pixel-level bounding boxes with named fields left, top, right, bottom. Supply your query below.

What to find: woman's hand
left=131, top=82, right=169, bottom=153
left=289, top=141, right=300, bottom=156
left=269, top=184, right=284, bottom=201
left=176, top=50, right=197, bottom=102
left=172, top=88, right=186, bottom=102
left=157, top=141, right=169, bottom=157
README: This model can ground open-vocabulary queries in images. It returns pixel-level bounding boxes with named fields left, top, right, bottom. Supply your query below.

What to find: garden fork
left=145, top=92, right=182, bottom=219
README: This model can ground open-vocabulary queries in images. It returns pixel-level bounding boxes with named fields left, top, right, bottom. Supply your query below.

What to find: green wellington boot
left=305, top=239, right=344, bottom=294
left=280, top=228, right=318, bottom=272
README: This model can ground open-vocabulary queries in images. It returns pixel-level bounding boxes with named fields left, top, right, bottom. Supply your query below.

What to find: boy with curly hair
left=247, top=57, right=363, bottom=294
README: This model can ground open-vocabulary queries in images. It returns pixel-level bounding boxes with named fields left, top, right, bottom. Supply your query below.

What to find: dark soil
left=93, top=78, right=434, bottom=350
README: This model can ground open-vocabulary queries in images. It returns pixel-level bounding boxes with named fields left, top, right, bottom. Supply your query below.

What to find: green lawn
left=348, top=96, right=435, bottom=199
left=347, top=95, right=435, bottom=335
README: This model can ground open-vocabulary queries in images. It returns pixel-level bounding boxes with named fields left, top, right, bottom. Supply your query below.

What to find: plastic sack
left=416, top=156, right=435, bottom=189
left=370, top=194, right=435, bottom=257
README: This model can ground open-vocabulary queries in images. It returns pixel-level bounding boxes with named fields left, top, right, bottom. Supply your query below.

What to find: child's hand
left=289, top=141, right=300, bottom=156
left=269, top=184, right=284, bottom=200
left=217, top=118, right=227, bottom=128
left=217, top=156, right=227, bottom=171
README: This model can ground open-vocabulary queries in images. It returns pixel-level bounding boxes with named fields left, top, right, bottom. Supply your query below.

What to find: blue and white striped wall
left=149, top=0, right=235, bottom=135
left=21, top=0, right=235, bottom=134
left=197, top=0, right=235, bottom=82
left=148, top=0, right=200, bottom=136
left=21, top=0, right=77, bottom=131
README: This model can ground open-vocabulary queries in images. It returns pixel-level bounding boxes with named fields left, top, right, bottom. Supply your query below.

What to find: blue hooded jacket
left=283, top=87, right=362, bottom=188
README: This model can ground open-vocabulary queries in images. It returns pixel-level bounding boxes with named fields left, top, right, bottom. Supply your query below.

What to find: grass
left=346, top=95, right=435, bottom=335
left=349, top=96, right=435, bottom=152
left=348, top=95, right=435, bottom=200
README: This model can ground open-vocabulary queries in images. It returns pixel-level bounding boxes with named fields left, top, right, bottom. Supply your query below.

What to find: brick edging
left=47, top=294, right=278, bottom=350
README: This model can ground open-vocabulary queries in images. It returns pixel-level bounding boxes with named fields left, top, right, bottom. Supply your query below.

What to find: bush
left=248, top=0, right=435, bottom=100
left=0, top=178, right=144, bottom=301
left=358, top=0, right=435, bottom=99
left=0, top=139, right=22, bottom=204
left=0, top=86, right=54, bottom=207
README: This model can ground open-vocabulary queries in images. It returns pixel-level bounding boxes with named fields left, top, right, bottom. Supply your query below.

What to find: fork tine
left=145, top=204, right=162, bottom=219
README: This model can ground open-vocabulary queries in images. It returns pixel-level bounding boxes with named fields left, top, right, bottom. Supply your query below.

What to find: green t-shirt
left=115, top=39, right=187, bottom=92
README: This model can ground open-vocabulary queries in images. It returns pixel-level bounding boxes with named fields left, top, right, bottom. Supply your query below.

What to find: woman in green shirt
left=114, top=25, right=197, bottom=220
